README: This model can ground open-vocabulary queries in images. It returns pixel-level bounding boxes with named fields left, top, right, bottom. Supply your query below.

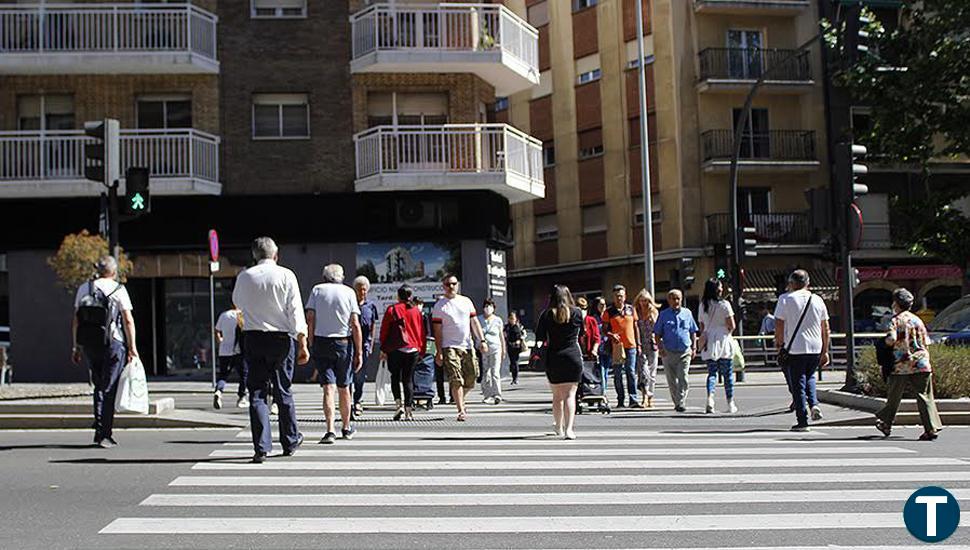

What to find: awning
left=742, top=268, right=838, bottom=301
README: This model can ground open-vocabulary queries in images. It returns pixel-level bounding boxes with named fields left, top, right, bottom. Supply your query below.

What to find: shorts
left=312, top=337, right=353, bottom=388
left=442, top=347, right=479, bottom=390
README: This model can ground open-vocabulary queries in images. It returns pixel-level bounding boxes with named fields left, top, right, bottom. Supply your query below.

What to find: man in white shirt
left=71, top=255, right=138, bottom=448
left=232, top=237, right=309, bottom=463
left=305, top=264, right=363, bottom=444
left=432, top=273, right=487, bottom=422
left=774, top=269, right=830, bottom=432
left=213, top=305, right=248, bottom=410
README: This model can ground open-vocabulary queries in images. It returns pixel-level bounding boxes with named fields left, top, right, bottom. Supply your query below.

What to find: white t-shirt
left=215, top=309, right=241, bottom=357
left=480, top=314, right=504, bottom=354
left=774, top=289, right=829, bottom=355
left=698, top=299, right=734, bottom=361
left=305, top=283, right=361, bottom=338
left=432, top=295, right=477, bottom=350
left=74, top=278, right=132, bottom=343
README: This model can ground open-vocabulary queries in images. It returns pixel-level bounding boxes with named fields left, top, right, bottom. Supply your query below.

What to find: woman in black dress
left=535, top=285, right=585, bottom=440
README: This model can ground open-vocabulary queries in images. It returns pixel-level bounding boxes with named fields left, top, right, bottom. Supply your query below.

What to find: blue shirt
left=654, top=306, right=698, bottom=353
left=357, top=299, right=379, bottom=356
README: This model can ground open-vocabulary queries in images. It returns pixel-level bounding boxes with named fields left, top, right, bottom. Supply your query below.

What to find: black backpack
left=76, top=279, right=122, bottom=350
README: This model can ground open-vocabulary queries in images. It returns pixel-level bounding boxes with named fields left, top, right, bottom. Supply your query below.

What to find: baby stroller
left=576, top=359, right=610, bottom=414
left=412, top=354, right=436, bottom=411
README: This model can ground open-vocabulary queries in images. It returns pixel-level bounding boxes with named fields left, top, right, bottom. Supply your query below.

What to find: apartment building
left=0, top=0, right=542, bottom=381
left=505, top=0, right=835, bottom=328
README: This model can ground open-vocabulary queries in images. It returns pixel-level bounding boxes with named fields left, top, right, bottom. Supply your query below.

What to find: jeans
left=86, top=339, right=126, bottom=440
left=352, top=351, right=369, bottom=406
left=244, top=332, right=300, bottom=455
left=215, top=354, right=248, bottom=397
left=598, top=353, right=612, bottom=395
left=663, top=350, right=692, bottom=408
left=782, top=360, right=818, bottom=407
left=637, top=348, right=659, bottom=398
left=784, top=353, right=820, bottom=426
left=481, top=351, right=502, bottom=399
left=706, top=358, right=734, bottom=399
left=387, top=349, right=418, bottom=407
left=876, top=372, right=943, bottom=433
left=613, top=348, right=639, bottom=405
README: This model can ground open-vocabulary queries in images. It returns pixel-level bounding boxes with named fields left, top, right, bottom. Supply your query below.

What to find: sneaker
left=790, top=424, right=811, bottom=432
left=97, top=437, right=117, bottom=449
left=236, top=395, right=249, bottom=408
left=727, top=399, right=739, bottom=414
left=270, top=402, right=279, bottom=416
left=282, top=433, right=304, bottom=457
left=319, top=432, right=337, bottom=444
left=213, top=391, right=223, bottom=410
left=705, top=393, right=715, bottom=414
left=564, top=429, right=576, bottom=440
left=811, top=406, right=823, bottom=421
left=393, top=407, right=404, bottom=421
left=482, top=397, right=492, bottom=404
left=251, top=452, right=267, bottom=464
left=629, top=400, right=642, bottom=409
left=342, top=426, right=357, bottom=440
left=674, top=405, right=687, bottom=413
left=404, top=408, right=414, bottom=421
left=918, top=431, right=939, bottom=441
left=353, top=403, right=364, bottom=416
left=495, top=395, right=504, bottom=404
left=875, top=419, right=892, bottom=438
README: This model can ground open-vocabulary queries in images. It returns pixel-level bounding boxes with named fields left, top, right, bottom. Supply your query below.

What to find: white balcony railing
left=351, top=3, right=538, bottom=93
left=0, top=128, right=219, bottom=189
left=354, top=124, right=544, bottom=201
left=0, top=3, right=217, bottom=64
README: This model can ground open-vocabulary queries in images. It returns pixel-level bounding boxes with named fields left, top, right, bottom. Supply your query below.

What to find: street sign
left=208, top=229, right=219, bottom=262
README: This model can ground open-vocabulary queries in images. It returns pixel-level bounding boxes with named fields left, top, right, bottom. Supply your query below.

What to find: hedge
left=856, top=344, right=970, bottom=399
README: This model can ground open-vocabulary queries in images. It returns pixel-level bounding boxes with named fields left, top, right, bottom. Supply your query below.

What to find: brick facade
left=352, top=73, right=496, bottom=132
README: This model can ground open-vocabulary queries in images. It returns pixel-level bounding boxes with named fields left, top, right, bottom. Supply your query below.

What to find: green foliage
left=47, top=230, right=132, bottom=292
left=857, top=344, right=970, bottom=399
left=890, top=188, right=970, bottom=280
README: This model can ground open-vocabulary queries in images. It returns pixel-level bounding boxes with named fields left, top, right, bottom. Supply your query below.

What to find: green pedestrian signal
left=131, top=193, right=145, bottom=210
left=123, top=167, right=150, bottom=216
left=716, top=268, right=727, bottom=279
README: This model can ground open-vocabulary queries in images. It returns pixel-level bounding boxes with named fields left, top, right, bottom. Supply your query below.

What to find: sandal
left=456, top=411, right=467, bottom=422
left=875, top=419, right=891, bottom=437
left=918, top=431, right=939, bottom=441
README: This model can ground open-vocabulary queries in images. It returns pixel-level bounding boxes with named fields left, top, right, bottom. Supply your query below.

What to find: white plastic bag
left=115, top=356, right=150, bottom=414
left=374, top=358, right=392, bottom=406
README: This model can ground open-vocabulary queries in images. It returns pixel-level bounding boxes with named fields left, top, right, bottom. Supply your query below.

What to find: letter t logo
left=915, top=495, right=949, bottom=537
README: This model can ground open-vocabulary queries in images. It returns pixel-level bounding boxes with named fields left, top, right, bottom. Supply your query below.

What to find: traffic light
left=738, top=226, right=757, bottom=257
left=713, top=243, right=727, bottom=280
left=850, top=144, right=868, bottom=198
left=681, top=257, right=696, bottom=289
left=843, top=4, right=877, bottom=64
left=851, top=268, right=861, bottom=288
left=123, top=167, right=150, bottom=216
left=835, top=142, right=868, bottom=201
left=83, top=119, right=120, bottom=187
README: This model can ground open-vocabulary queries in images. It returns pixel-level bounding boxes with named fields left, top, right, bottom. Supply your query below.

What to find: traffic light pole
left=107, top=180, right=120, bottom=259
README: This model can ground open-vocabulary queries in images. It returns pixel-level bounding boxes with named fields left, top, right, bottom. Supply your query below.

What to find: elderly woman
left=875, top=288, right=943, bottom=440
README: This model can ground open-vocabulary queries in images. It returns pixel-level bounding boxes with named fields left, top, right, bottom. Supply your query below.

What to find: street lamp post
left=634, top=0, right=655, bottom=298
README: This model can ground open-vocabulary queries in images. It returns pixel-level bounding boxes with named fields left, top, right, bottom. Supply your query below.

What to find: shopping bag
left=730, top=337, right=746, bottom=373
left=374, top=358, right=392, bottom=406
left=115, top=356, right=150, bottom=414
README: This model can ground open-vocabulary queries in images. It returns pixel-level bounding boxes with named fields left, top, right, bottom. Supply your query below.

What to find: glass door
left=727, top=29, right=763, bottom=79
left=733, top=107, right=770, bottom=159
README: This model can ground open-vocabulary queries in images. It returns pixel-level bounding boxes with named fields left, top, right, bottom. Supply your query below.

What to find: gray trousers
left=875, top=372, right=943, bottom=433
left=663, top=350, right=692, bottom=408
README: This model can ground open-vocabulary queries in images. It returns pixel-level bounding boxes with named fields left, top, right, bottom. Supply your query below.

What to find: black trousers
left=387, top=350, right=418, bottom=407
left=434, top=362, right=447, bottom=401
left=508, top=345, right=523, bottom=382
left=244, top=332, right=300, bottom=454
left=86, top=340, right=126, bottom=440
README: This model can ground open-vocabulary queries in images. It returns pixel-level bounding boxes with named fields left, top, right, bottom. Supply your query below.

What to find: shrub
left=47, top=230, right=132, bottom=292
left=857, top=344, right=970, bottom=399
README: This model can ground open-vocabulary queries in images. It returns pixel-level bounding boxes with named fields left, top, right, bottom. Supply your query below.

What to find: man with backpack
left=71, top=255, right=138, bottom=448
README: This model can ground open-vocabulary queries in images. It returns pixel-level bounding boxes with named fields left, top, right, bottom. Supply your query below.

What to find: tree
left=47, top=230, right=133, bottom=292
left=833, top=1, right=970, bottom=292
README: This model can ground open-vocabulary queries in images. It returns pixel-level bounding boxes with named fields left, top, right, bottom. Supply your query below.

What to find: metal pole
left=635, top=0, right=655, bottom=297
left=210, top=271, right=216, bottom=389
left=107, top=181, right=120, bottom=259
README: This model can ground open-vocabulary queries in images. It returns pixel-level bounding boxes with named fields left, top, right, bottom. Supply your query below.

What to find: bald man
left=654, top=289, right=698, bottom=412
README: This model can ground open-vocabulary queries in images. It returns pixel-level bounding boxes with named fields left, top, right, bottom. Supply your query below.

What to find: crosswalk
left=99, top=423, right=970, bottom=548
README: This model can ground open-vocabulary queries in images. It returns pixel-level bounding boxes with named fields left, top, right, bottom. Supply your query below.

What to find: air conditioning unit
left=396, top=200, right=439, bottom=229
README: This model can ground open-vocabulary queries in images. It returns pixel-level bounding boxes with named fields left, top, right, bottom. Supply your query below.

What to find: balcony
left=693, top=0, right=810, bottom=15
left=0, top=129, right=220, bottom=197
left=697, top=48, right=813, bottom=93
left=706, top=213, right=815, bottom=245
left=354, top=124, right=544, bottom=203
left=0, top=3, right=218, bottom=74
left=350, top=3, right=539, bottom=96
left=700, top=129, right=819, bottom=172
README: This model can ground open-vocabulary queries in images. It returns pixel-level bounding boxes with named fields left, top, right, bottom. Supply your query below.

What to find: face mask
left=484, top=306, right=494, bottom=315
left=581, top=310, right=588, bottom=319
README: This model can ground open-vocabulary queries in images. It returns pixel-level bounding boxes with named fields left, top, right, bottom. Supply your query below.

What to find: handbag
left=777, top=295, right=814, bottom=368
left=115, top=356, right=150, bottom=414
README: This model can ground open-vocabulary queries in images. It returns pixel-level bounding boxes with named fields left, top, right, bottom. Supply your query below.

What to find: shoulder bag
left=777, top=294, right=813, bottom=368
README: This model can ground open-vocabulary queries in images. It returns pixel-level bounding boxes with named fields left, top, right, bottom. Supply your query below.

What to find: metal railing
left=0, top=3, right=218, bottom=62
left=707, top=212, right=815, bottom=244
left=354, top=123, right=543, bottom=186
left=701, top=129, right=817, bottom=162
left=733, top=333, right=889, bottom=376
left=698, top=47, right=812, bottom=82
left=351, top=3, right=538, bottom=72
left=0, top=128, right=220, bottom=184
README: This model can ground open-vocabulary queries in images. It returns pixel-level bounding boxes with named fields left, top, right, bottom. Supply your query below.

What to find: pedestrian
left=305, top=264, right=363, bottom=444
left=633, top=290, right=660, bottom=409
left=504, top=312, right=525, bottom=385
left=379, top=284, right=427, bottom=421
left=875, top=288, right=943, bottom=440
left=698, top=279, right=738, bottom=414
left=654, top=289, right=699, bottom=412
left=71, top=255, right=138, bottom=448
left=602, top=284, right=641, bottom=408
left=231, top=237, right=308, bottom=463
left=213, top=304, right=249, bottom=410
left=432, top=273, right=488, bottom=422
left=593, top=297, right=612, bottom=395
left=759, top=304, right=776, bottom=336
left=576, top=297, right=601, bottom=362
left=535, top=285, right=585, bottom=440
left=351, top=275, right=378, bottom=418
left=479, top=298, right=506, bottom=405
left=773, top=269, right=830, bottom=432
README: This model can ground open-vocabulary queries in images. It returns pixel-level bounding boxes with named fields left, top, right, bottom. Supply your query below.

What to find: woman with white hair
left=875, top=287, right=943, bottom=440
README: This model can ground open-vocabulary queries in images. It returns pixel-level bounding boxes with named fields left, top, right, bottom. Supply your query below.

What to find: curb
left=818, top=389, right=970, bottom=426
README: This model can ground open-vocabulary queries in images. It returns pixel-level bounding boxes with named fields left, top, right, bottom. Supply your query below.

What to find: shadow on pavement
left=50, top=456, right=247, bottom=465
left=0, top=444, right=100, bottom=451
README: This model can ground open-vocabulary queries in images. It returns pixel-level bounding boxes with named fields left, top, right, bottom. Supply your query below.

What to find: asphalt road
left=1, top=373, right=968, bottom=549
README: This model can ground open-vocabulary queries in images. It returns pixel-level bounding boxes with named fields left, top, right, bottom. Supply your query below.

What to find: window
left=251, top=0, right=306, bottom=19
left=253, top=93, right=309, bottom=139
left=578, top=128, right=603, bottom=159
left=543, top=144, right=556, bottom=167
left=494, top=97, right=509, bottom=112
left=574, top=0, right=598, bottom=11
left=17, top=95, right=74, bottom=131
left=577, top=68, right=601, bottom=85
left=137, top=95, right=192, bottom=129
left=582, top=205, right=607, bottom=235
left=737, top=188, right=771, bottom=219
left=527, top=1, right=550, bottom=27
left=367, top=92, right=448, bottom=127
left=727, top=29, right=764, bottom=79
left=578, top=144, right=604, bottom=160
left=732, top=107, right=770, bottom=159
left=536, top=214, right=559, bottom=241
left=627, top=54, right=655, bottom=69
left=633, top=202, right=662, bottom=226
